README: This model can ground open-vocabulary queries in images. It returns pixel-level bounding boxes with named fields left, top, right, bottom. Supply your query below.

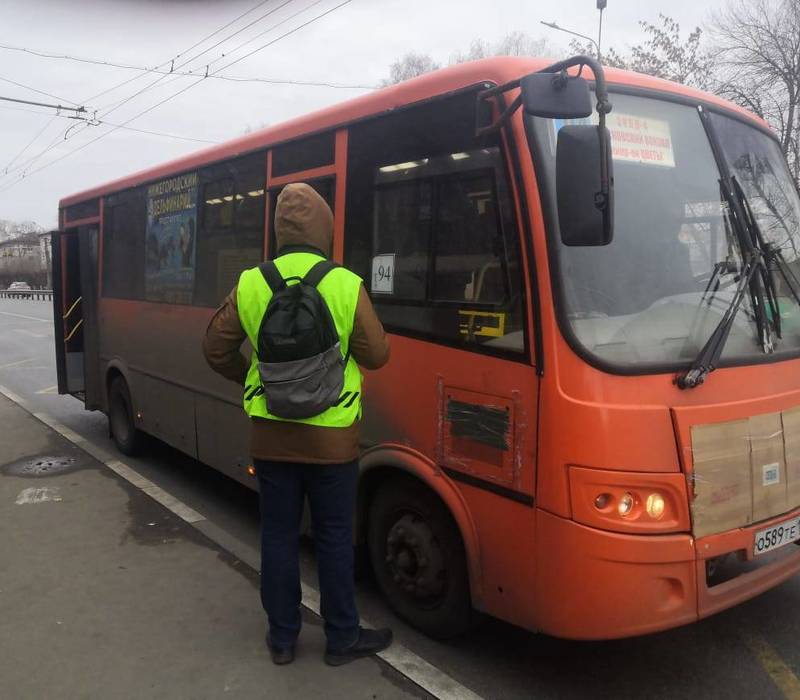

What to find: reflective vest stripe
left=236, top=252, right=363, bottom=428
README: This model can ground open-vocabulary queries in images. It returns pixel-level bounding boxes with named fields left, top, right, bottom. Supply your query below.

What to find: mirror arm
left=539, top=55, right=609, bottom=106
left=596, top=100, right=612, bottom=211
left=474, top=57, right=614, bottom=199
left=541, top=54, right=613, bottom=212
left=475, top=93, right=523, bottom=138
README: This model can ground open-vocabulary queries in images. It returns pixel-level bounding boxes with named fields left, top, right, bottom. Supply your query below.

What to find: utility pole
left=597, top=0, right=606, bottom=62
left=540, top=1, right=608, bottom=62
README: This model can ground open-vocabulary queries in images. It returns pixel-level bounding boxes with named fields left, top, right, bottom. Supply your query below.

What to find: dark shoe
left=324, top=627, right=393, bottom=667
left=266, top=638, right=295, bottom=665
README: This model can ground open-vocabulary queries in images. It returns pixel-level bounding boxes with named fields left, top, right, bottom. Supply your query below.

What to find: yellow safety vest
left=237, top=251, right=363, bottom=427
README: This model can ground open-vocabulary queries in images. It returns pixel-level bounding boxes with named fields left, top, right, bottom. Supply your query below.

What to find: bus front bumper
left=533, top=508, right=800, bottom=640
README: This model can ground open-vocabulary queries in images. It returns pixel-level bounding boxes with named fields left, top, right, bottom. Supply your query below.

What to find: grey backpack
left=254, top=260, right=346, bottom=420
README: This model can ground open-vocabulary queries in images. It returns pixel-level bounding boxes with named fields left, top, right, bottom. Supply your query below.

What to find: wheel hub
left=385, top=514, right=445, bottom=599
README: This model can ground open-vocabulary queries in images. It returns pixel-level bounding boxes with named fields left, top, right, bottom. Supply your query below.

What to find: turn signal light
left=594, top=493, right=611, bottom=509
left=246, top=465, right=256, bottom=477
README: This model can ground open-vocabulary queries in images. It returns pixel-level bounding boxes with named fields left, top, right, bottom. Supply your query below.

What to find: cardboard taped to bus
left=782, top=407, right=800, bottom=507
left=749, top=412, right=788, bottom=522
left=690, top=419, right=752, bottom=538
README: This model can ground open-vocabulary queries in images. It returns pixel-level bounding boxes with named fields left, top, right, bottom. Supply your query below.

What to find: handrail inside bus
left=64, top=319, right=83, bottom=343
left=63, top=296, right=82, bottom=321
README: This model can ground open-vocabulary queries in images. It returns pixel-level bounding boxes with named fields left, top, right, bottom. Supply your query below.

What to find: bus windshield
left=530, top=93, right=800, bottom=372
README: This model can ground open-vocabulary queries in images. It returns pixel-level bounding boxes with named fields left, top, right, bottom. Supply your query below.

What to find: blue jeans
left=254, top=458, right=360, bottom=651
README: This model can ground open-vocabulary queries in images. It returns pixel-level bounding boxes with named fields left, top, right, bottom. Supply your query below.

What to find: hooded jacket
left=202, top=183, right=390, bottom=463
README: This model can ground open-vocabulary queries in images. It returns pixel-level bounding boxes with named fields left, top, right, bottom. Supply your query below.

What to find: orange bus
left=53, top=55, right=800, bottom=640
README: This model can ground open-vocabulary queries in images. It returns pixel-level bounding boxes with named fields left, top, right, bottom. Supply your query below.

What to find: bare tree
left=383, top=32, right=553, bottom=86
left=569, top=14, right=711, bottom=88
left=0, top=218, right=44, bottom=242
left=711, top=0, right=800, bottom=181
left=450, top=31, right=553, bottom=64
left=382, top=52, right=441, bottom=86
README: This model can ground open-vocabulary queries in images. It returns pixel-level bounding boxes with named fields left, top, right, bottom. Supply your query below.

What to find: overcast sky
left=0, top=0, right=721, bottom=227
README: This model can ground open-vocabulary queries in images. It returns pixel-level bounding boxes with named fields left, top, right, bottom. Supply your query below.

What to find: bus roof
left=60, top=56, right=768, bottom=209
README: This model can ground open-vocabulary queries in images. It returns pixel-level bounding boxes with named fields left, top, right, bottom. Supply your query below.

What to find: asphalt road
left=2, top=297, right=800, bottom=700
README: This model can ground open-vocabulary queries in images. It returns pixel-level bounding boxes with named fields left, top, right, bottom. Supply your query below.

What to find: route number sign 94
left=371, top=254, right=395, bottom=294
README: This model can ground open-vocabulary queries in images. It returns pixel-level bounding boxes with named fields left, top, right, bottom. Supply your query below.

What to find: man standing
left=203, top=183, right=392, bottom=666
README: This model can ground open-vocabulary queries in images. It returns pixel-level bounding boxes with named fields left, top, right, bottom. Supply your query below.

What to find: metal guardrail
left=0, top=289, right=53, bottom=300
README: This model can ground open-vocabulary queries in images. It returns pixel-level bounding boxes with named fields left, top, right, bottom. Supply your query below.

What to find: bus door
left=53, top=225, right=101, bottom=407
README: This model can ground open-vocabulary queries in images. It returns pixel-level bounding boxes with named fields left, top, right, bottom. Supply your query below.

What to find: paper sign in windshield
left=608, top=113, right=675, bottom=168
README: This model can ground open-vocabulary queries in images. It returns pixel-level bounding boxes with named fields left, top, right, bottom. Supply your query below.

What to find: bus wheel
left=108, top=376, right=141, bottom=456
left=367, top=476, right=472, bottom=639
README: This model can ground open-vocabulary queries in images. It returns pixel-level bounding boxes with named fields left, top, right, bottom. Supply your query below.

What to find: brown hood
left=274, top=183, right=333, bottom=256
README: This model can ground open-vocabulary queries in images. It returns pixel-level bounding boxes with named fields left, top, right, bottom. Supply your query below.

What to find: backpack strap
left=302, top=260, right=338, bottom=288
left=258, top=261, right=287, bottom=293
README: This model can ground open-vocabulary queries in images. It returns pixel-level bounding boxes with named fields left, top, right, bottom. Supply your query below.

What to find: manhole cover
left=2, top=455, right=77, bottom=477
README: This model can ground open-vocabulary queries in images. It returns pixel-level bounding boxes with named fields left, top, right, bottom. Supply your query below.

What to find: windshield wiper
left=732, top=176, right=800, bottom=317
left=676, top=249, right=764, bottom=388
left=731, top=176, right=783, bottom=341
left=676, top=179, right=776, bottom=389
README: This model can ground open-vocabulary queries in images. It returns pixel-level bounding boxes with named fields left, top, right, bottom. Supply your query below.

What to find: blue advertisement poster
left=145, top=172, right=198, bottom=304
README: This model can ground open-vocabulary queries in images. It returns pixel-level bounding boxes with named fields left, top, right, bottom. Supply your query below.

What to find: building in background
left=0, top=233, right=49, bottom=288
left=37, top=231, right=52, bottom=288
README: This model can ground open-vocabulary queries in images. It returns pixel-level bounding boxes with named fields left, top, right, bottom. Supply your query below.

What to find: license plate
left=754, top=516, right=800, bottom=556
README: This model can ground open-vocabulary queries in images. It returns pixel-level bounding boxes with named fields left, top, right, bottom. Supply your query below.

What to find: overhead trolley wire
left=0, top=75, right=82, bottom=107
left=214, top=0, right=353, bottom=76
left=97, top=0, right=297, bottom=120
left=92, top=0, right=327, bottom=115
left=0, top=43, right=375, bottom=89
left=186, top=0, right=326, bottom=77
left=3, top=114, right=57, bottom=174
left=0, top=0, right=279, bottom=184
left=80, top=0, right=276, bottom=104
left=0, top=0, right=353, bottom=195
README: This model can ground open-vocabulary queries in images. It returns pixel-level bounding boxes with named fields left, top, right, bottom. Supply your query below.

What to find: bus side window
left=194, top=154, right=266, bottom=307
left=203, top=179, right=235, bottom=229
left=103, top=190, right=146, bottom=300
left=267, top=178, right=335, bottom=259
left=434, top=173, right=508, bottom=305
left=345, top=91, right=527, bottom=356
left=372, top=179, right=431, bottom=299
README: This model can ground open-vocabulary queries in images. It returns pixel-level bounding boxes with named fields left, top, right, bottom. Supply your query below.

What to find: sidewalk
left=0, top=394, right=420, bottom=699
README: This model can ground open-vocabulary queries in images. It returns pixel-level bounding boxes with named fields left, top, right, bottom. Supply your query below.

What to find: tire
left=367, top=476, right=472, bottom=639
left=108, top=376, right=142, bottom=456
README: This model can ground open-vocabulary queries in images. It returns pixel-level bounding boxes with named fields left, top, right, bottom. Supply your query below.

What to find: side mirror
left=556, top=125, right=614, bottom=246
left=521, top=73, right=592, bottom=119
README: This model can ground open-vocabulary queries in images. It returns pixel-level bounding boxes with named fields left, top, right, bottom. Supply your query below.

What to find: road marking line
left=13, top=328, right=49, bottom=338
left=0, top=384, right=25, bottom=405
left=16, top=486, right=62, bottom=505
left=102, top=459, right=205, bottom=523
left=0, top=357, right=35, bottom=370
left=743, top=632, right=800, bottom=700
left=0, top=385, right=486, bottom=700
left=0, top=310, right=50, bottom=322
left=36, top=385, right=58, bottom=395
left=32, top=413, right=86, bottom=445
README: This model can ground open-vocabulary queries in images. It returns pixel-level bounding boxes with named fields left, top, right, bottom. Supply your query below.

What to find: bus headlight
left=618, top=492, right=635, bottom=516
left=646, top=493, right=666, bottom=519
left=569, top=466, right=690, bottom=534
